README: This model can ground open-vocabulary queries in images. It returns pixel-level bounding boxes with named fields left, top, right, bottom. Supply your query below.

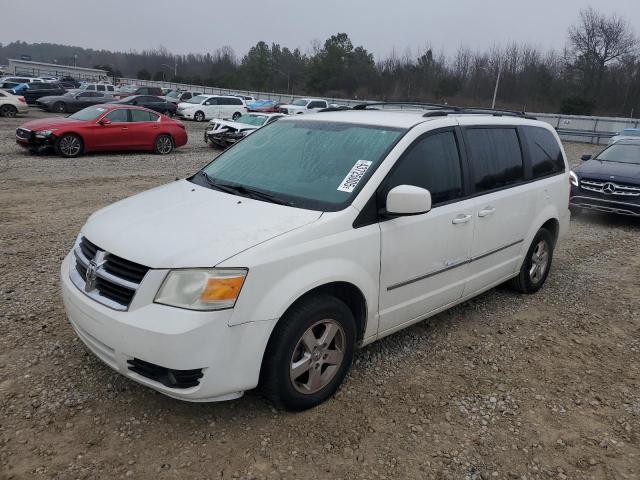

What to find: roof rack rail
left=352, top=101, right=459, bottom=111
left=351, top=101, right=536, bottom=120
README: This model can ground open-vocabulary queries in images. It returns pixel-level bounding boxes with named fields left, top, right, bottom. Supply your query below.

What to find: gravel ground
left=0, top=109, right=639, bottom=480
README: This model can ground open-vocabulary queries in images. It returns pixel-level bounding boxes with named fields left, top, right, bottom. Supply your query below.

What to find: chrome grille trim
left=581, top=179, right=640, bottom=197
left=69, top=237, right=148, bottom=311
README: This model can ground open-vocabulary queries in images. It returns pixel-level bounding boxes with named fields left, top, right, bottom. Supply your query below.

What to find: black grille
left=77, top=236, right=150, bottom=308
left=102, top=254, right=149, bottom=283
left=16, top=128, right=32, bottom=140
left=127, top=358, right=203, bottom=389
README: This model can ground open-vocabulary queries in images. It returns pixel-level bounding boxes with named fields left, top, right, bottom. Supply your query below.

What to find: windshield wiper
left=198, top=171, right=292, bottom=206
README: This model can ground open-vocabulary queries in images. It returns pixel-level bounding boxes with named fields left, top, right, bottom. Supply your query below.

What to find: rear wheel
left=55, top=134, right=83, bottom=158
left=0, top=105, right=17, bottom=118
left=154, top=134, right=174, bottom=155
left=260, top=293, right=356, bottom=411
left=53, top=102, right=66, bottom=113
left=509, top=228, right=554, bottom=293
left=194, top=111, right=205, bottom=122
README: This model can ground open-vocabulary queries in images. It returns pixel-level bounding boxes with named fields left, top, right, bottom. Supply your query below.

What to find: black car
left=570, top=140, right=640, bottom=218
left=15, top=82, right=67, bottom=104
left=109, top=95, right=177, bottom=116
left=36, top=91, right=114, bottom=113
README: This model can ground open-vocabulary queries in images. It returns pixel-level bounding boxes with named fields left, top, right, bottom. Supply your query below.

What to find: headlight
left=35, top=129, right=56, bottom=138
left=569, top=170, right=579, bottom=187
left=155, top=268, right=247, bottom=311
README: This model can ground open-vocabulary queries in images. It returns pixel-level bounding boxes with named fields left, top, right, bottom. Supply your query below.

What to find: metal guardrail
left=555, top=128, right=615, bottom=144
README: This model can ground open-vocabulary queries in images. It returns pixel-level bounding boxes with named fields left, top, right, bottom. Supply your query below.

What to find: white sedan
left=0, top=90, right=29, bottom=117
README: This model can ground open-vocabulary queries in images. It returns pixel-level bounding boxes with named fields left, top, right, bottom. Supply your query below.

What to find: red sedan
left=15, top=104, right=188, bottom=157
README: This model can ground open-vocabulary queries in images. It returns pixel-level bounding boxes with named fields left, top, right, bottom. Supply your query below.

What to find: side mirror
left=386, top=185, right=432, bottom=216
left=98, top=118, right=111, bottom=125
left=581, top=154, right=592, bottom=161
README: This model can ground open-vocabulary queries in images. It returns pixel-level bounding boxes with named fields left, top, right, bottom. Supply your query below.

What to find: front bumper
left=16, top=130, right=55, bottom=153
left=570, top=186, right=640, bottom=217
left=60, top=253, right=277, bottom=402
left=204, top=130, right=240, bottom=148
left=176, top=110, right=195, bottom=119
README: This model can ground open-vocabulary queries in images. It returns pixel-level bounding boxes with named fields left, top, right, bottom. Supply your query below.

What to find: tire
left=232, top=111, right=242, bottom=120
left=509, top=228, right=554, bottom=294
left=260, top=293, right=356, bottom=411
left=154, top=134, right=174, bottom=155
left=194, top=111, right=205, bottom=122
left=53, top=102, right=66, bottom=113
left=163, top=110, right=173, bottom=117
left=0, top=105, right=17, bottom=118
left=55, top=133, right=83, bottom=158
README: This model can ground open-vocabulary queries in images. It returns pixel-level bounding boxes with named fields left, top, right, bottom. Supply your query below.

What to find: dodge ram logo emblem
left=603, top=183, right=616, bottom=194
left=85, top=250, right=107, bottom=292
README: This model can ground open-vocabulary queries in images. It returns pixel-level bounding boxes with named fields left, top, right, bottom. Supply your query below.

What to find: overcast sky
left=2, top=0, right=639, bottom=59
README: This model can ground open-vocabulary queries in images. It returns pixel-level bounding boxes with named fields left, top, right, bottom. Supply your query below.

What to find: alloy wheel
left=156, top=136, right=173, bottom=154
left=59, top=135, right=81, bottom=157
left=529, top=240, right=549, bottom=284
left=289, top=319, right=346, bottom=394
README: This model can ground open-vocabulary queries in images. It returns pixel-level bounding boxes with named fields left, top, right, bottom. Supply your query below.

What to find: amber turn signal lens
left=200, top=276, right=246, bottom=302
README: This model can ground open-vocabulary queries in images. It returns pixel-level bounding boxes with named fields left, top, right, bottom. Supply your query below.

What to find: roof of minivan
left=289, top=109, right=547, bottom=130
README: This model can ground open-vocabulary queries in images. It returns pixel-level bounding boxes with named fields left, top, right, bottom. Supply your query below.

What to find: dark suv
left=570, top=140, right=640, bottom=218
left=116, top=85, right=163, bottom=99
left=17, top=82, right=67, bottom=104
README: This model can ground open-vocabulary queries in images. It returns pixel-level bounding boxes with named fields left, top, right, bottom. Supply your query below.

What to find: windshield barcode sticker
left=337, top=160, right=373, bottom=193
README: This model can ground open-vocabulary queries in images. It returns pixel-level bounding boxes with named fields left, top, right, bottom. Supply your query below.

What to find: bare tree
left=567, top=7, right=638, bottom=97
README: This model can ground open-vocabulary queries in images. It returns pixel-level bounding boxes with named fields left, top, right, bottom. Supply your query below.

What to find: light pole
left=491, top=63, right=502, bottom=110
left=73, top=54, right=78, bottom=68
left=161, top=61, right=178, bottom=79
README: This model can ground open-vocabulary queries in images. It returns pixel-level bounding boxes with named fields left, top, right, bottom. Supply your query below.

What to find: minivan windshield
left=596, top=143, right=640, bottom=165
left=292, top=99, right=309, bottom=106
left=193, top=119, right=405, bottom=211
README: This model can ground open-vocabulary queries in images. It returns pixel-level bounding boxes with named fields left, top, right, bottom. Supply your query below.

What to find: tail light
left=18, top=96, right=26, bottom=104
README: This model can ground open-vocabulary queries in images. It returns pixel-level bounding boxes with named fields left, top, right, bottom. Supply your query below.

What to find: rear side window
left=525, top=126, right=565, bottom=178
left=384, top=131, right=463, bottom=206
left=97, top=85, right=106, bottom=91
left=465, top=128, right=524, bottom=193
left=131, top=110, right=159, bottom=122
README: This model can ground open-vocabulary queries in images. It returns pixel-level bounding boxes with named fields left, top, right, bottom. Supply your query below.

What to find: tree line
left=1, top=7, right=638, bottom=116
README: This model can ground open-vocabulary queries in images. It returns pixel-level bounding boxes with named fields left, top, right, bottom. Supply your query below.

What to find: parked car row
left=15, top=104, right=187, bottom=157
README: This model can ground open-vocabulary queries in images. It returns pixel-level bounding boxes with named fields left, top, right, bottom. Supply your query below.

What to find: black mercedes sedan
left=108, top=95, right=177, bottom=116
left=570, top=140, right=640, bottom=218
left=36, top=91, right=114, bottom=113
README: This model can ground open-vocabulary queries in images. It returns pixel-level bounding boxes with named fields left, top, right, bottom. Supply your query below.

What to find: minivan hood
left=576, top=159, right=640, bottom=182
left=81, top=179, right=322, bottom=268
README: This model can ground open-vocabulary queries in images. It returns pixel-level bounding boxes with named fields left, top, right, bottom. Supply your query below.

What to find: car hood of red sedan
left=19, top=117, right=84, bottom=131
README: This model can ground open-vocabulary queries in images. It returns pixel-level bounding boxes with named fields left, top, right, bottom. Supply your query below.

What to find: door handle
left=452, top=214, right=472, bottom=224
left=478, top=207, right=496, bottom=217
left=121, top=127, right=129, bottom=131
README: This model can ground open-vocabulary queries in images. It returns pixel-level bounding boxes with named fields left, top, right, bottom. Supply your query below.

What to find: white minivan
left=61, top=104, right=570, bottom=410
left=176, top=94, right=247, bottom=122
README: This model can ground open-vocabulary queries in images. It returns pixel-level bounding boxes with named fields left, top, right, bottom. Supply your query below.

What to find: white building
left=7, top=59, right=109, bottom=81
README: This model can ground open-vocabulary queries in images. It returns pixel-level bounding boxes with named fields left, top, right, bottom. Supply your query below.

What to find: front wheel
left=154, top=134, right=174, bottom=155
left=509, top=228, right=554, bottom=293
left=53, top=102, right=66, bottom=113
left=260, top=293, right=356, bottom=411
left=232, top=111, right=242, bottom=120
left=55, top=133, right=83, bottom=158
left=0, top=105, right=17, bottom=118
left=194, top=111, right=205, bottom=122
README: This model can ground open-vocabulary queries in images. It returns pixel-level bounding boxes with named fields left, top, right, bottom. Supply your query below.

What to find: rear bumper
left=570, top=193, right=640, bottom=217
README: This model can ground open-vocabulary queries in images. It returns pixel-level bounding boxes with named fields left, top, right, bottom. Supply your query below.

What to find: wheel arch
left=55, top=131, right=86, bottom=151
